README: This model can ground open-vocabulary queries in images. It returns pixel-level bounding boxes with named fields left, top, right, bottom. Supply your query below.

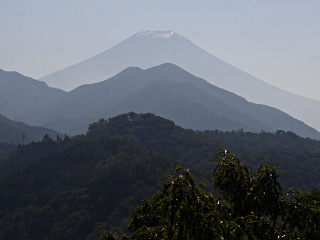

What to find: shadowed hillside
left=28, top=64, right=320, bottom=139
left=0, top=114, right=60, bottom=144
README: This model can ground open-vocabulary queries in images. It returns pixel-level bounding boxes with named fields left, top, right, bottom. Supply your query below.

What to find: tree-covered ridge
left=108, top=150, right=320, bottom=240
left=199, top=129, right=320, bottom=153
left=87, top=112, right=219, bottom=170
left=0, top=134, right=70, bottom=175
left=87, top=112, right=320, bottom=191
left=89, top=112, right=320, bottom=155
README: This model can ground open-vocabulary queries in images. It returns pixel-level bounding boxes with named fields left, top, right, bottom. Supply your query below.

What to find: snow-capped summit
left=135, top=30, right=181, bottom=39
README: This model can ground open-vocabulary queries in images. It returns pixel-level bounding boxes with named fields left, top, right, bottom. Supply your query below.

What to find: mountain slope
left=32, top=64, right=320, bottom=139
left=0, top=114, right=60, bottom=144
left=39, top=30, right=320, bottom=132
left=0, top=69, right=66, bottom=124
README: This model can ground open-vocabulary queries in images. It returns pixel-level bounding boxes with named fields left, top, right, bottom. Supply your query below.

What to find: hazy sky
left=1, top=0, right=320, bottom=100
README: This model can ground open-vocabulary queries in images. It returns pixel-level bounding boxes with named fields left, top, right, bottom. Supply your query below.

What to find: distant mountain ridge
left=28, top=64, right=320, bottom=139
left=0, top=113, right=59, bottom=144
left=39, top=30, right=320, bottom=133
left=0, top=69, right=65, bottom=124
left=1, top=64, right=319, bottom=138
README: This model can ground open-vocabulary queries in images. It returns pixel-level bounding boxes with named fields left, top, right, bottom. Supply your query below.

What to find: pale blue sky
left=1, top=0, right=320, bottom=100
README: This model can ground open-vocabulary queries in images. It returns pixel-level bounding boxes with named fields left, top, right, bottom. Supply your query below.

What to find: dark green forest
left=0, top=112, right=320, bottom=239
left=0, top=142, right=15, bottom=157
left=107, top=150, right=320, bottom=240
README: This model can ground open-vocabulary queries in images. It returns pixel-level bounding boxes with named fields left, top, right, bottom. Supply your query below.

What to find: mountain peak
left=135, top=30, right=181, bottom=39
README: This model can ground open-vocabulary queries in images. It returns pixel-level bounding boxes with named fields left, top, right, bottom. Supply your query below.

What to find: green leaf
left=175, top=163, right=186, bottom=173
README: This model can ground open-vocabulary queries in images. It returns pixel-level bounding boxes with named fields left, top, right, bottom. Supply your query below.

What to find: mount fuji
left=39, top=30, right=320, bottom=132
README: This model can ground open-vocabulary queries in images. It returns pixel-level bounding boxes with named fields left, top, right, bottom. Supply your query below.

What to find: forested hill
left=88, top=112, right=320, bottom=154
left=1, top=112, right=320, bottom=239
left=0, top=134, right=178, bottom=239
left=86, top=112, right=320, bottom=190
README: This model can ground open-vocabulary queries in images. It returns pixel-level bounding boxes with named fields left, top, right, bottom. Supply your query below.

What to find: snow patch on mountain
left=136, top=30, right=180, bottom=39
